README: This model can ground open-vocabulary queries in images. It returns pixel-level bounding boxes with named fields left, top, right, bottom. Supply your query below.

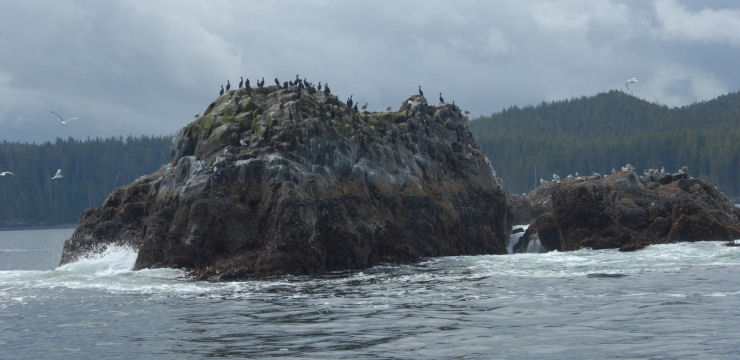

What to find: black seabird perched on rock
left=226, top=80, right=231, bottom=91
left=347, top=95, right=353, bottom=108
left=418, top=85, right=424, bottom=97
left=245, top=79, right=250, bottom=88
left=317, top=82, right=322, bottom=91
left=239, top=76, right=243, bottom=89
left=283, top=81, right=288, bottom=89
left=439, top=92, right=445, bottom=104
left=219, top=85, right=224, bottom=96
left=274, top=78, right=280, bottom=87
left=324, top=83, right=331, bottom=95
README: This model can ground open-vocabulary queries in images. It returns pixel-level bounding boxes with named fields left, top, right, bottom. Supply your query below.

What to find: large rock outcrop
left=513, top=169, right=740, bottom=253
left=61, top=85, right=511, bottom=279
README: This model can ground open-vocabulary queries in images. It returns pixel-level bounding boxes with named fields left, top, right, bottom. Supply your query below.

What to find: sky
left=1, top=0, right=740, bottom=142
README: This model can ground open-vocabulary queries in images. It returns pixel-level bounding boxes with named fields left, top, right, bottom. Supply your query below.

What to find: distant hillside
left=470, top=90, right=740, bottom=197
left=0, top=136, right=172, bottom=228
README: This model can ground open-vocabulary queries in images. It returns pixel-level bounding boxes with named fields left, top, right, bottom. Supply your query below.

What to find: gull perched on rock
left=50, top=111, right=78, bottom=126
left=51, top=169, right=63, bottom=180
left=0, top=171, right=14, bottom=176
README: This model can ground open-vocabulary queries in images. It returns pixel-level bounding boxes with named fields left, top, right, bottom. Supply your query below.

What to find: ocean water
left=1, top=228, right=739, bottom=359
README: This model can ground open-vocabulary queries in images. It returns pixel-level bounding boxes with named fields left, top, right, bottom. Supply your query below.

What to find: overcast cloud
left=1, top=0, right=739, bottom=142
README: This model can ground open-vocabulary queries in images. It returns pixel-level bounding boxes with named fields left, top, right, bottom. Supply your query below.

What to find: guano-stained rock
left=513, top=169, right=740, bottom=253
left=61, top=85, right=511, bottom=279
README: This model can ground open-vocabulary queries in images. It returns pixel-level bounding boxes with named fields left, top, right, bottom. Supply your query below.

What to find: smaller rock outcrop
left=512, top=168, right=740, bottom=252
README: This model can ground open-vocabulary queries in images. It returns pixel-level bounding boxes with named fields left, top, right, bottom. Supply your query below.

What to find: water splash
left=56, top=244, right=138, bottom=276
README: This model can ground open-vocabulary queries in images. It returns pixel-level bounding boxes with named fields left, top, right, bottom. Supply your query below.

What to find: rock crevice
left=61, top=86, right=511, bottom=279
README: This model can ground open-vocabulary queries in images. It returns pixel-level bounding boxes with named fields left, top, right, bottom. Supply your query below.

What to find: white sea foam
left=55, top=244, right=138, bottom=276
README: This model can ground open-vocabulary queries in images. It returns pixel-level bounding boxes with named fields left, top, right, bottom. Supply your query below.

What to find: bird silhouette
left=49, top=111, right=78, bottom=126
left=418, top=85, right=424, bottom=97
left=51, top=169, right=63, bottom=180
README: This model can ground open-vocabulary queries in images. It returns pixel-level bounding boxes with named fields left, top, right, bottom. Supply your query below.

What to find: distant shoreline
left=0, top=223, right=77, bottom=231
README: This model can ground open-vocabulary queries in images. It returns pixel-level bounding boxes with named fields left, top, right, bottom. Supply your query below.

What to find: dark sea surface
left=1, top=228, right=739, bottom=359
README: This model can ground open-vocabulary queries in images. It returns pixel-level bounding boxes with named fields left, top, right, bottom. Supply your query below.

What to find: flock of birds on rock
left=539, top=164, right=690, bottom=186
left=212, top=75, right=471, bottom=116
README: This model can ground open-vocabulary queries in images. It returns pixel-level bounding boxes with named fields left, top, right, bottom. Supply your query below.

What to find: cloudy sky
left=1, top=0, right=739, bottom=142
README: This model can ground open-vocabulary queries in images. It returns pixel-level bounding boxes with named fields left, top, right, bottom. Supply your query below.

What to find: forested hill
left=0, top=136, right=171, bottom=228
left=470, top=90, right=740, bottom=197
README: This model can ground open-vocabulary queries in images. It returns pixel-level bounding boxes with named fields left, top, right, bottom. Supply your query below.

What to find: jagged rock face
left=514, top=171, right=740, bottom=252
left=61, top=86, right=511, bottom=279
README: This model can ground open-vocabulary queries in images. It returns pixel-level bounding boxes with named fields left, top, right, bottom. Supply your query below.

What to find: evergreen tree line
left=0, top=135, right=172, bottom=227
left=470, top=90, right=740, bottom=199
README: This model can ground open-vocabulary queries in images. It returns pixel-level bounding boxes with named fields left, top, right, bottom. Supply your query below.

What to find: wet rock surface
left=513, top=170, right=740, bottom=252
left=61, top=86, right=511, bottom=279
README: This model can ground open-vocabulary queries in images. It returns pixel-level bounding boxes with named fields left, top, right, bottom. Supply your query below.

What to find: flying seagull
left=0, top=171, right=14, bottom=176
left=50, top=111, right=78, bottom=126
left=51, top=169, right=63, bottom=180
left=625, top=77, right=638, bottom=90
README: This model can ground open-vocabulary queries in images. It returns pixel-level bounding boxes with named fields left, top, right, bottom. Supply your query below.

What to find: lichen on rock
left=61, top=84, right=511, bottom=279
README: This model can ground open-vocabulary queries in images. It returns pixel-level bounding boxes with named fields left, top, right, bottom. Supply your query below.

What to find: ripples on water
left=1, top=229, right=739, bottom=359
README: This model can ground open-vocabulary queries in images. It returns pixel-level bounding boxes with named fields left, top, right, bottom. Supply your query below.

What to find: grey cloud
left=1, top=0, right=739, bottom=142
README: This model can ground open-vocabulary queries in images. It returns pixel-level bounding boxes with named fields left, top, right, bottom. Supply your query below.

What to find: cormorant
left=220, top=85, right=224, bottom=96
left=439, top=92, right=444, bottom=104
left=418, top=85, right=424, bottom=97
left=347, top=95, right=353, bottom=108
left=246, top=79, right=250, bottom=88
left=354, top=103, right=358, bottom=112
left=239, top=76, right=243, bottom=89
left=258, top=77, right=265, bottom=88
left=283, top=81, right=288, bottom=89
left=275, top=78, right=280, bottom=87
left=324, top=83, right=331, bottom=95
left=226, top=80, right=231, bottom=91
left=317, top=82, right=322, bottom=91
